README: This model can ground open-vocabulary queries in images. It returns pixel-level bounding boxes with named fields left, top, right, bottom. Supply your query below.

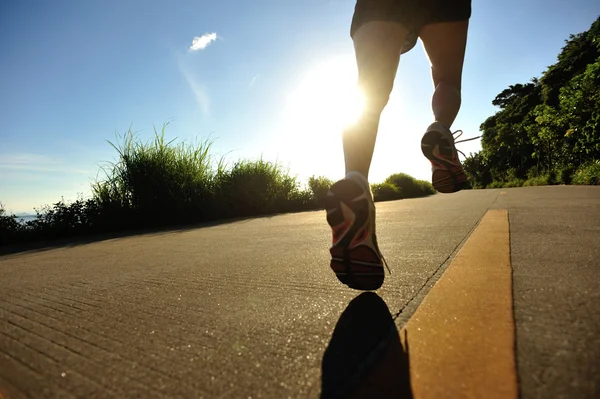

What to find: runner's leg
left=343, top=21, right=408, bottom=178
left=419, top=20, right=472, bottom=193
left=419, top=21, right=469, bottom=128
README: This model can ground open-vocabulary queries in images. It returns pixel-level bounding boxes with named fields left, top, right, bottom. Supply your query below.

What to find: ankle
left=433, top=120, right=451, bottom=130
left=345, top=170, right=371, bottom=194
left=345, top=170, right=368, bottom=183
left=428, top=120, right=452, bottom=134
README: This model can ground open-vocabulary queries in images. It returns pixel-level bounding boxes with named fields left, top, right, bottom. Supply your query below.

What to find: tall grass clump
left=92, top=124, right=317, bottom=225
left=93, top=124, right=218, bottom=226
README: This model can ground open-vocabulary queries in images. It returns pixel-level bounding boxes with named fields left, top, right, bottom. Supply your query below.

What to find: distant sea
left=14, top=214, right=37, bottom=224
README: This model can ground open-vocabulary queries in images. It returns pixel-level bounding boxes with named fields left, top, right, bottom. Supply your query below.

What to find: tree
left=468, top=16, right=600, bottom=188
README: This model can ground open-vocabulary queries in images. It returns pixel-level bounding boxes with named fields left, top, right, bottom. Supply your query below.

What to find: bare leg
left=419, top=21, right=469, bottom=129
left=343, top=21, right=408, bottom=178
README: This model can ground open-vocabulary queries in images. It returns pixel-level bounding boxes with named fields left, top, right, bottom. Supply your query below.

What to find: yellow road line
left=400, top=209, right=517, bottom=399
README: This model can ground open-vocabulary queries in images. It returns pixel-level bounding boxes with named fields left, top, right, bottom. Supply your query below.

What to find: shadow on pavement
left=321, top=292, right=413, bottom=399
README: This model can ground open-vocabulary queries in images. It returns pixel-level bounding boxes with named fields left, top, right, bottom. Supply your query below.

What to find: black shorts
left=350, top=0, right=472, bottom=54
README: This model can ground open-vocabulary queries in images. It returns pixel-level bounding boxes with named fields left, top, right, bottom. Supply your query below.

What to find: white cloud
left=189, top=32, right=217, bottom=51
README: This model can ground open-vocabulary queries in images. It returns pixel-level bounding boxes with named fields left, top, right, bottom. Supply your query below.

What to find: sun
left=279, top=57, right=364, bottom=181
left=285, top=58, right=364, bottom=136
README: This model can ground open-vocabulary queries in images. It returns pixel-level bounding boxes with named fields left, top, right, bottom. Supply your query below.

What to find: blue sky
left=1, top=0, right=599, bottom=214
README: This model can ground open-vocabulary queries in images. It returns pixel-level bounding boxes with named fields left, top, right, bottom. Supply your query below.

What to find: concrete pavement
left=0, top=186, right=598, bottom=398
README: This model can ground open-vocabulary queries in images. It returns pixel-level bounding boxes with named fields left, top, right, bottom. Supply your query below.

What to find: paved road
left=0, top=186, right=598, bottom=398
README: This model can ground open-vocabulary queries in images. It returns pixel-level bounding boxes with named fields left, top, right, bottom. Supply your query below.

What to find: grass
left=92, top=124, right=218, bottom=226
left=1, top=124, right=437, bottom=247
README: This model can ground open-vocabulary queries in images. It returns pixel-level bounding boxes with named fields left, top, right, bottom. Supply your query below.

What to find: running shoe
left=420, top=121, right=479, bottom=193
left=325, top=173, right=389, bottom=290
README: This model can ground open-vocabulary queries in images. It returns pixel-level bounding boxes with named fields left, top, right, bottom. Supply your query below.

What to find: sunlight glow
left=280, top=57, right=363, bottom=181
left=286, top=58, right=364, bottom=134
left=279, top=56, right=477, bottom=184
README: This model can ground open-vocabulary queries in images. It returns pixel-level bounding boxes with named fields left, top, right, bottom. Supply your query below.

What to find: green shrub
left=572, top=160, right=600, bottom=185
left=216, top=159, right=301, bottom=217
left=523, top=175, right=549, bottom=186
left=1, top=198, right=110, bottom=246
left=308, top=176, right=334, bottom=207
left=0, top=207, right=20, bottom=232
left=0, top=206, right=22, bottom=245
left=371, top=182, right=402, bottom=202
left=383, top=173, right=435, bottom=198
left=526, top=166, right=541, bottom=180
left=504, top=179, right=526, bottom=188
left=415, top=179, right=436, bottom=195
left=556, top=166, right=576, bottom=185
left=283, top=188, right=315, bottom=213
left=486, top=181, right=505, bottom=189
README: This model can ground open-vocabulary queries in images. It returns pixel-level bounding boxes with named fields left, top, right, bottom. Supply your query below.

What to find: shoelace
left=373, top=233, right=392, bottom=274
left=382, top=254, right=391, bottom=274
left=452, top=130, right=481, bottom=159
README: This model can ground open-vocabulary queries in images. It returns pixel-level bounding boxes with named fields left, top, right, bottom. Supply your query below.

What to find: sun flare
left=286, top=58, right=364, bottom=135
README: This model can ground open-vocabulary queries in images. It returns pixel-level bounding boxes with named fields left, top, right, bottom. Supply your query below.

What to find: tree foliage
left=464, top=16, right=600, bottom=187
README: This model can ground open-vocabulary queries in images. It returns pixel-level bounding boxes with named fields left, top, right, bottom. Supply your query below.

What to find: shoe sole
left=421, top=130, right=468, bottom=194
left=325, top=179, right=384, bottom=291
